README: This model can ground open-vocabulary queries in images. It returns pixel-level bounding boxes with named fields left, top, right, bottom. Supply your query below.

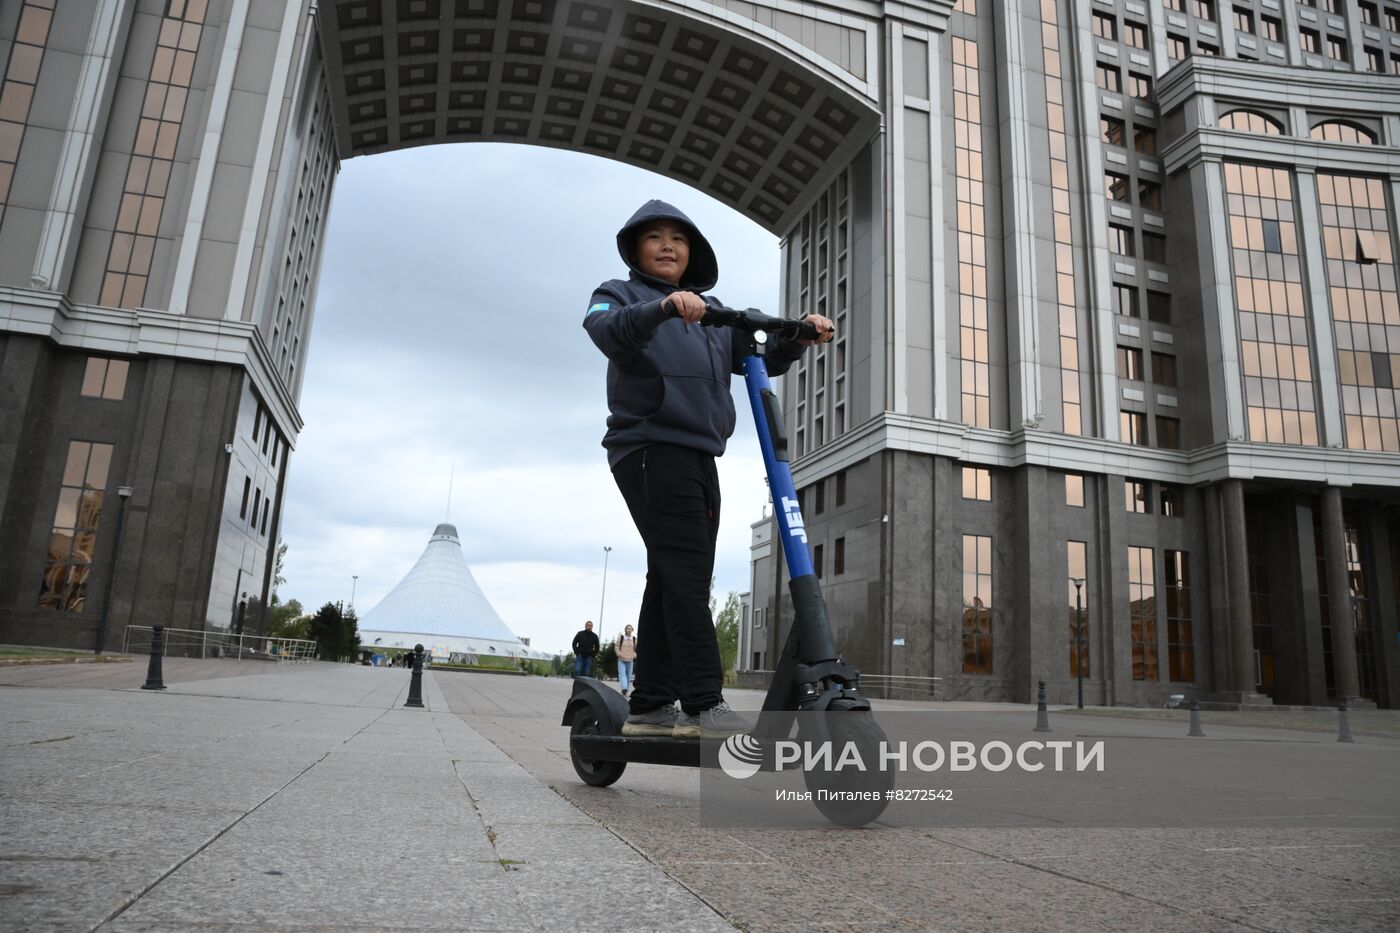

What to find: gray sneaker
left=621, top=703, right=679, bottom=737
left=673, top=702, right=754, bottom=739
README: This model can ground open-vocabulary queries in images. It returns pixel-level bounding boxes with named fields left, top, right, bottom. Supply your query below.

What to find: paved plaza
left=1, top=660, right=1397, bottom=932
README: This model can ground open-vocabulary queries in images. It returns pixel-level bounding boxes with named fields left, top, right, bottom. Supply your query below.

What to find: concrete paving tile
left=485, top=822, right=649, bottom=866
left=0, top=853, right=177, bottom=931
left=507, top=862, right=732, bottom=933
left=1207, top=897, right=1400, bottom=932
left=0, top=799, right=241, bottom=861
left=468, top=789, right=594, bottom=826
left=1015, top=846, right=1387, bottom=907
left=112, top=847, right=528, bottom=930
left=662, top=861, right=911, bottom=931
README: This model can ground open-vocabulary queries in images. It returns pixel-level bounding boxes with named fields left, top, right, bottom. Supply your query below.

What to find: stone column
left=1320, top=486, right=1362, bottom=703
left=1222, top=479, right=1261, bottom=699
left=1202, top=483, right=1229, bottom=694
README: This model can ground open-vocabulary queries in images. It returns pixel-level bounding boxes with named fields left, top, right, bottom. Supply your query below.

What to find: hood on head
left=616, top=199, right=719, bottom=291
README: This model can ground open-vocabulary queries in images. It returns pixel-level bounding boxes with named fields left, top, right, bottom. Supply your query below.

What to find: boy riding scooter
left=583, top=200, right=833, bottom=740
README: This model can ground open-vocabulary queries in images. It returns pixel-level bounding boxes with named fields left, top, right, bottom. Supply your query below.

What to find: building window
left=1168, top=34, right=1188, bottom=60
left=1142, top=232, right=1167, bottom=263
left=1218, top=110, right=1284, bottom=134
left=1160, top=485, right=1183, bottom=517
left=1299, top=29, right=1319, bottom=54
left=1190, top=0, right=1215, bottom=19
left=1155, top=415, right=1181, bottom=450
left=1147, top=291, right=1171, bottom=323
left=1109, top=224, right=1135, bottom=256
left=99, top=0, right=210, bottom=309
left=835, top=470, right=846, bottom=507
left=1127, top=72, right=1152, bottom=100
left=252, top=488, right=261, bottom=528
left=1096, top=63, right=1121, bottom=93
left=261, top=496, right=271, bottom=537
left=1310, top=121, right=1377, bottom=145
left=80, top=357, right=130, bottom=401
left=1125, top=479, right=1149, bottom=513
left=815, top=480, right=825, bottom=515
left=1117, top=346, right=1144, bottom=381
left=1152, top=352, right=1178, bottom=387
left=962, top=534, right=993, bottom=674
left=1389, top=6, right=1400, bottom=31
left=1065, top=473, right=1085, bottom=508
left=1067, top=541, right=1088, bottom=677
left=1227, top=162, right=1319, bottom=446
left=1165, top=550, right=1195, bottom=682
left=953, top=35, right=990, bottom=429
left=1123, top=20, right=1148, bottom=48
left=834, top=536, right=845, bottom=575
left=39, top=441, right=114, bottom=612
left=1139, top=181, right=1162, bottom=212
left=1101, top=116, right=1126, bottom=146
left=1113, top=283, right=1139, bottom=317
left=813, top=543, right=824, bottom=580
left=253, top=406, right=262, bottom=444
left=1358, top=1, right=1377, bottom=25
left=240, top=476, right=250, bottom=519
left=962, top=466, right=991, bottom=502
left=1365, top=46, right=1383, bottom=72
left=1092, top=11, right=1117, bottom=40
left=1318, top=173, right=1400, bottom=451
left=1325, top=35, right=1348, bottom=61
left=1233, top=6, right=1254, bottom=33
left=1128, top=545, right=1159, bottom=681
left=1134, top=126, right=1157, bottom=155
left=1106, top=171, right=1131, bottom=202
left=1261, top=16, right=1282, bottom=41
left=0, top=0, right=56, bottom=229
left=1121, top=410, right=1147, bottom=445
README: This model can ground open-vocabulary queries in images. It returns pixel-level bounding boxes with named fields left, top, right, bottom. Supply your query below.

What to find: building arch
left=322, top=0, right=883, bottom=234
left=1309, top=120, right=1378, bottom=145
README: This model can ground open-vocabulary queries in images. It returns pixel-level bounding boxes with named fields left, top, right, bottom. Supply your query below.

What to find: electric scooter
left=563, top=307, right=891, bottom=826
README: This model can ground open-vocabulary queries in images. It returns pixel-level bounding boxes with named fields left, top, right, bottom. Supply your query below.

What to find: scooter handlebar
left=700, top=306, right=821, bottom=342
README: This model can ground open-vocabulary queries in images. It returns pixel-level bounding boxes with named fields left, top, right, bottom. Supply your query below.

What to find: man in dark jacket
left=572, top=621, right=600, bottom=678
left=583, top=200, right=832, bottom=739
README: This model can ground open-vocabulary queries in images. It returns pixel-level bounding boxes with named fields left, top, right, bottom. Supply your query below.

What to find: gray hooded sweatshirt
left=583, top=200, right=802, bottom=468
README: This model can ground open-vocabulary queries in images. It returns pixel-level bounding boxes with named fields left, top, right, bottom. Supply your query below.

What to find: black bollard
left=1033, top=680, right=1051, bottom=732
left=141, top=625, right=167, bottom=691
left=1187, top=697, right=1204, bottom=737
left=404, top=643, right=425, bottom=709
left=1337, top=702, right=1354, bottom=744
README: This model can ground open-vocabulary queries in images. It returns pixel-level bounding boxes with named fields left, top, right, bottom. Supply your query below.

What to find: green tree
left=596, top=639, right=617, bottom=679
left=264, top=542, right=308, bottom=639
left=341, top=606, right=361, bottom=661
left=715, top=591, right=741, bottom=675
left=309, top=602, right=344, bottom=661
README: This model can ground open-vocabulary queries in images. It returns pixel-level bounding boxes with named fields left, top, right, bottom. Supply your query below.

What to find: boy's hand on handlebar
left=663, top=291, right=707, bottom=324
left=800, top=314, right=835, bottom=347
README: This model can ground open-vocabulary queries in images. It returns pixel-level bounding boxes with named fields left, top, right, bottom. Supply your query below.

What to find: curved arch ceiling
left=320, top=0, right=882, bottom=233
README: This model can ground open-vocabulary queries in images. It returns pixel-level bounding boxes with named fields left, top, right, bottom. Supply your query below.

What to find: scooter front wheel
left=800, top=710, right=893, bottom=827
left=570, top=704, right=627, bottom=787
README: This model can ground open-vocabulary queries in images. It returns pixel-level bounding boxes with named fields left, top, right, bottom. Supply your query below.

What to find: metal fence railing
left=734, top=670, right=941, bottom=701
left=123, top=626, right=318, bottom=663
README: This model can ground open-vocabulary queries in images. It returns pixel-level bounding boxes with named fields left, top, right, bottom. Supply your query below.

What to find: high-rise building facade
left=1, top=1, right=1396, bottom=709
left=749, top=0, right=1400, bottom=709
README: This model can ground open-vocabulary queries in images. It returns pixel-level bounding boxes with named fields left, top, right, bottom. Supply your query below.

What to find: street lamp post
left=350, top=575, right=358, bottom=611
left=94, top=485, right=133, bottom=654
left=1071, top=577, right=1086, bottom=710
left=598, top=546, right=612, bottom=642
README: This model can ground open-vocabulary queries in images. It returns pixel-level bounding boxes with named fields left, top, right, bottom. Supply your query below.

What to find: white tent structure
left=356, top=524, right=552, bottom=661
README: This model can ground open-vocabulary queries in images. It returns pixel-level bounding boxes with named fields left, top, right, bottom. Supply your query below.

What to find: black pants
left=612, top=444, right=723, bottom=715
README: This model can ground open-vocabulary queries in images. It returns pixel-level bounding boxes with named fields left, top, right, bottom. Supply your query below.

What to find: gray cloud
left=280, top=143, right=782, bottom=655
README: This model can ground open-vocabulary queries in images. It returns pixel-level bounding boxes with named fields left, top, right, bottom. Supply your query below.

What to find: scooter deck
left=571, top=733, right=722, bottom=768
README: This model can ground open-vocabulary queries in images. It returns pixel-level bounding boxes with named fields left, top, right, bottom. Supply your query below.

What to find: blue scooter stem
left=740, top=353, right=839, bottom=671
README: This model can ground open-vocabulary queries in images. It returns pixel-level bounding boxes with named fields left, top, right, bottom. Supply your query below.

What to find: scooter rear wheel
left=570, top=704, right=626, bottom=787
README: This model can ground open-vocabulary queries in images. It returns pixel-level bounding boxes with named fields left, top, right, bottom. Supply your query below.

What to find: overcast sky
left=278, top=142, right=784, bottom=656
